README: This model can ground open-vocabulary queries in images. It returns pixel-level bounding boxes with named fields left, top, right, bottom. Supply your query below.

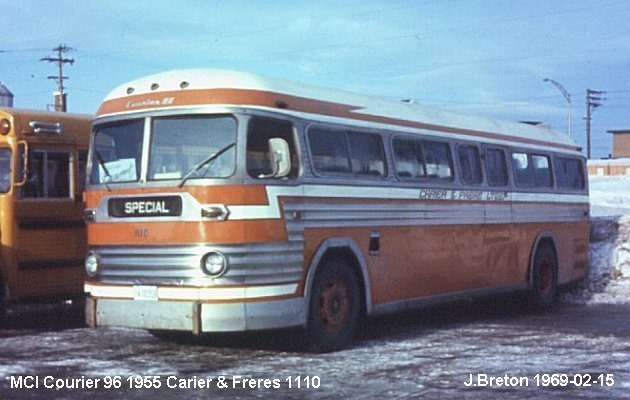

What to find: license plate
left=133, top=285, right=159, bottom=301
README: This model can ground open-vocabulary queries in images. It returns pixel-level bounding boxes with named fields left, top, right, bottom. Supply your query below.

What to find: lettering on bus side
left=418, top=189, right=508, bottom=202
left=134, top=228, right=149, bottom=238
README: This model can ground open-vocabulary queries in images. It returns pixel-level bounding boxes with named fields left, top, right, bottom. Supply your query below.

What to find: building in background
left=587, top=129, right=630, bottom=176
left=609, top=130, right=630, bottom=158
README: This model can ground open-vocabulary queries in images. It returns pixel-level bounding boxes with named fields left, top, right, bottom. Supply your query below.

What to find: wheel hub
left=318, top=280, right=351, bottom=331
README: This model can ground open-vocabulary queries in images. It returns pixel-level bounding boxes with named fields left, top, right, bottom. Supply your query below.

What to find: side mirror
left=259, top=138, right=291, bottom=179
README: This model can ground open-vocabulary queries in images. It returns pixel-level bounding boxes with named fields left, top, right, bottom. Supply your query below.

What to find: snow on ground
left=562, top=175, right=630, bottom=304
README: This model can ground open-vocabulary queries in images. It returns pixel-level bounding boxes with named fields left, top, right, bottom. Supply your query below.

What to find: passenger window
left=485, top=148, right=508, bottom=186
left=246, top=117, right=299, bottom=179
left=308, top=128, right=351, bottom=174
left=532, top=155, right=552, bottom=187
left=457, top=145, right=482, bottom=184
left=348, top=132, right=385, bottom=176
left=21, top=151, right=70, bottom=198
left=393, top=138, right=425, bottom=179
left=512, top=152, right=552, bottom=188
left=512, top=152, right=532, bottom=187
left=554, top=157, right=584, bottom=190
left=423, top=140, right=452, bottom=179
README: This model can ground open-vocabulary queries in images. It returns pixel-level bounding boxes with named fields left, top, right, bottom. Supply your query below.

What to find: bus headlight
left=201, top=251, right=228, bottom=277
left=85, top=253, right=100, bottom=277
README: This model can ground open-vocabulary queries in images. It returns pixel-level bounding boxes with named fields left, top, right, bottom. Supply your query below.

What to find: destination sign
left=108, top=196, right=183, bottom=218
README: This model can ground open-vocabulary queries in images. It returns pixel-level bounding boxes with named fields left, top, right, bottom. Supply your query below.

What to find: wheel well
left=307, top=245, right=369, bottom=318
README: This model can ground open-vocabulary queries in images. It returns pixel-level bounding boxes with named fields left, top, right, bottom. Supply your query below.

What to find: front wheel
left=305, top=258, right=361, bottom=352
left=529, top=243, right=558, bottom=309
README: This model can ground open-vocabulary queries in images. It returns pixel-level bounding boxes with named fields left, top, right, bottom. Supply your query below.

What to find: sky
left=1, top=0, right=629, bottom=159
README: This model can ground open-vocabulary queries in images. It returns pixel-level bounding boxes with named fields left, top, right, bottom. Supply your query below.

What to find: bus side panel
left=302, top=220, right=589, bottom=307
left=13, top=200, right=86, bottom=298
left=304, top=223, right=502, bottom=306
left=512, top=221, right=590, bottom=285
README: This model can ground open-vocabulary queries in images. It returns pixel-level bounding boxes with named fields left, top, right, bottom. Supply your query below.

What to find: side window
left=246, top=117, right=299, bottom=179
left=0, top=148, right=11, bottom=193
left=423, top=140, right=452, bottom=179
left=21, top=151, right=70, bottom=198
left=531, top=155, right=552, bottom=187
left=512, top=152, right=532, bottom=187
left=457, top=144, right=483, bottom=184
left=308, top=128, right=351, bottom=174
left=554, top=157, right=585, bottom=190
left=22, top=151, right=45, bottom=197
left=512, top=152, right=552, bottom=188
left=348, top=132, right=386, bottom=176
left=485, top=148, right=508, bottom=186
left=393, top=138, right=425, bottom=179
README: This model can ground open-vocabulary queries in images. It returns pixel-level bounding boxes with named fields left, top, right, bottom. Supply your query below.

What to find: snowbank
left=562, top=175, right=630, bottom=304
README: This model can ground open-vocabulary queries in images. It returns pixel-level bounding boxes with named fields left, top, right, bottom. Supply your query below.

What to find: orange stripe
left=88, top=219, right=287, bottom=245
left=85, top=185, right=268, bottom=209
left=97, top=88, right=580, bottom=152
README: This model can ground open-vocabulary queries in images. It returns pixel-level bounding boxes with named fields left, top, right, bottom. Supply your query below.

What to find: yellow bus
left=84, top=70, right=589, bottom=351
left=0, top=108, right=91, bottom=319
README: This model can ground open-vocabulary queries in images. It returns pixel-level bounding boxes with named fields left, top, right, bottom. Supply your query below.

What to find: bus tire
left=305, top=257, right=361, bottom=352
left=529, top=242, right=558, bottom=309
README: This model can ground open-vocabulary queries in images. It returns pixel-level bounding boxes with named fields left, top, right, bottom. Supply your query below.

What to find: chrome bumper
left=86, top=296, right=306, bottom=333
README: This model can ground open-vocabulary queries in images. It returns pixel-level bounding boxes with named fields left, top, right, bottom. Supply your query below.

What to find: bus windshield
left=91, top=119, right=144, bottom=184
left=0, top=148, right=11, bottom=193
left=90, top=115, right=237, bottom=185
left=149, top=115, right=236, bottom=181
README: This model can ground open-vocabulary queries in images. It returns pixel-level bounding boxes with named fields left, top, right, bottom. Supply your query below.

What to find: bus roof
left=0, top=107, right=92, bottom=143
left=97, top=69, right=580, bottom=153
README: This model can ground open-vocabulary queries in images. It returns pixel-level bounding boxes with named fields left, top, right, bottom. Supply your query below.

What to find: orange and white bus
left=84, top=69, right=589, bottom=351
left=0, top=108, right=91, bottom=319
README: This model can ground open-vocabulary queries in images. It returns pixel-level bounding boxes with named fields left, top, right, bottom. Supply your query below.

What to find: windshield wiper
left=94, top=150, right=112, bottom=191
left=178, top=142, right=235, bottom=188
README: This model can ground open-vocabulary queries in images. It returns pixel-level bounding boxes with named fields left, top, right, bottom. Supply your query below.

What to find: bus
left=84, top=69, right=589, bottom=351
left=0, top=108, right=91, bottom=319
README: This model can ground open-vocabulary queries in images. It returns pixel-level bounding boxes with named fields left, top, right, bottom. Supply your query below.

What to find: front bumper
left=85, top=279, right=306, bottom=333
left=86, top=295, right=306, bottom=333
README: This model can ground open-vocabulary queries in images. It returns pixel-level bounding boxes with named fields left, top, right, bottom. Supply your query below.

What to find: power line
left=0, top=47, right=49, bottom=53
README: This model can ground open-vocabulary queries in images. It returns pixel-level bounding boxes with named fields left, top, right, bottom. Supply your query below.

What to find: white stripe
left=227, top=184, right=589, bottom=220
left=85, top=283, right=298, bottom=300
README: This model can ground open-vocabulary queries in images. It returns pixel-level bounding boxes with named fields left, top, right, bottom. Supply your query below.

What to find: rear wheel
left=529, top=243, right=558, bottom=309
left=306, top=258, right=361, bottom=352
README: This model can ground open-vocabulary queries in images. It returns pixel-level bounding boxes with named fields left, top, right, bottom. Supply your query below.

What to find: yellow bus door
left=13, top=146, right=86, bottom=298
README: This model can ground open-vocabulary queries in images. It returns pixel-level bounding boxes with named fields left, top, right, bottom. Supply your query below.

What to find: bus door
left=13, top=144, right=86, bottom=297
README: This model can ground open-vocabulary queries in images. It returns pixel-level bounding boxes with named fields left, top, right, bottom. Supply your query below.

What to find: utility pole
left=40, top=44, right=74, bottom=112
left=585, top=89, right=604, bottom=159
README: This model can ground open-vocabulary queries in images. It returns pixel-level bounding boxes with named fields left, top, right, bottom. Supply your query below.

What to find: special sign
left=108, top=196, right=183, bottom=218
